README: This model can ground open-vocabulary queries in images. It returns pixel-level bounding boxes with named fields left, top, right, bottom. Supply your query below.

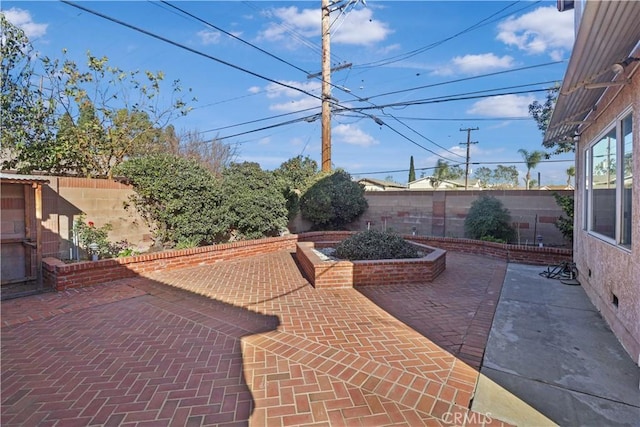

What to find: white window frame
left=584, top=106, right=633, bottom=250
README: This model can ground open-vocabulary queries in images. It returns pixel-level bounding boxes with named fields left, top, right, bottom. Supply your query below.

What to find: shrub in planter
left=464, top=195, right=515, bottom=242
left=300, top=169, right=368, bottom=230
left=335, top=230, right=420, bottom=260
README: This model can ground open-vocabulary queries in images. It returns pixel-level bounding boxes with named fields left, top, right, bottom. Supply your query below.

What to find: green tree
left=300, top=169, right=368, bottom=230
left=518, top=149, right=545, bottom=190
left=493, top=165, right=519, bottom=188
left=474, top=167, right=493, bottom=188
left=274, top=156, right=320, bottom=220
left=114, top=154, right=223, bottom=249
left=1, top=14, right=55, bottom=170
left=220, top=162, right=289, bottom=240
left=408, top=156, right=416, bottom=182
left=528, top=87, right=558, bottom=135
left=2, top=28, right=193, bottom=177
left=566, top=165, right=575, bottom=187
left=429, top=160, right=463, bottom=188
left=464, top=195, right=515, bottom=242
left=529, top=86, right=573, bottom=154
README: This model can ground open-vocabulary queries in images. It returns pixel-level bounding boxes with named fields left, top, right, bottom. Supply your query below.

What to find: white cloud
left=197, top=29, right=221, bottom=45
left=264, top=80, right=320, bottom=99
left=332, top=8, right=392, bottom=45
left=334, top=124, right=378, bottom=147
left=270, top=97, right=320, bottom=113
left=3, top=8, right=48, bottom=39
left=258, top=6, right=390, bottom=46
left=258, top=6, right=318, bottom=42
left=497, top=6, right=574, bottom=59
left=451, top=53, right=515, bottom=75
left=256, top=80, right=322, bottom=112
left=467, top=94, right=535, bottom=117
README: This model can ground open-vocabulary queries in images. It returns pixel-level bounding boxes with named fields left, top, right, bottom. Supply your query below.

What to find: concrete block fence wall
left=36, top=176, right=571, bottom=261
left=291, top=190, right=573, bottom=247
left=43, top=231, right=572, bottom=291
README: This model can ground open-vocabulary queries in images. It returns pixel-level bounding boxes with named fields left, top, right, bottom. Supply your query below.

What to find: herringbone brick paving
left=1, top=251, right=509, bottom=426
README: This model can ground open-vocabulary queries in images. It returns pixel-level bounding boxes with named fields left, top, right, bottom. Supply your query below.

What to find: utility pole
left=321, top=0, right=332, bottom=172
left=459, top=127, right=479, bottom=190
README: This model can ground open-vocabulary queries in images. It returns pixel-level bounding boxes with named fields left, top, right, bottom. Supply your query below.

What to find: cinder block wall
left=42, top=177, right=152, bottom=259
left=292, top=190, right=573, bottom=247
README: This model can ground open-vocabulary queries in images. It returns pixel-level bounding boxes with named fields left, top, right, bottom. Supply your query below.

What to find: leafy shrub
left=553, top=192, right=574, bottom=244
left=335, top=230, right=420, bottom=260
left=73, top=214, right=113, bottom=258
left=273, top=156, right=320, bottom=220
left=464, top=195, right=515, bottom=242
left=220, top=162, right=289, bottom=240
left=114, top=154, right=224, bottom=248
left=300, top=170, right=368, bottom=230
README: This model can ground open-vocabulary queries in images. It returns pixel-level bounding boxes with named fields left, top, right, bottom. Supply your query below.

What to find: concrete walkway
left=475, top=263, right=640, bottom=426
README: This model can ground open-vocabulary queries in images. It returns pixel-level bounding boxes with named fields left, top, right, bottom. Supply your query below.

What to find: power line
left=353, top=1, right=540, bottom=69
left=357, top=158, right=574, bottom=176
left=159, top=1, right=313, bottom=76
left=56, top=1, right=508, bottom=165
left=363, top=62, right=564, bottom=101
left=342, top=87, right=553, bottom=113
left=60, top=1, right=325, bottom=104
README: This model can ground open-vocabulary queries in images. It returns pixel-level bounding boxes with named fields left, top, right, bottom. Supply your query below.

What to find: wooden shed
left=1, top=173, right=49, bottom=299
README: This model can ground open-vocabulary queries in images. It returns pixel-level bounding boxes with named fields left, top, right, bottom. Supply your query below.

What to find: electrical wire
left=159, top=1, right=313, bottom=76
left=357, top=158, right=574, bottom=176
left=57, top=0, right=544, bottom=164
left=353, top=1, right=540, bottom=69
left=343, top=87, right=553, bottom=113
left=363, top=62, right=565, bottom=101
left=60, top=1, right=325, bottom=104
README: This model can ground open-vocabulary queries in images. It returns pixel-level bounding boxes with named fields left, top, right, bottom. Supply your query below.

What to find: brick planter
left=42, top=231, right=571, bottom=292
left=43, top=235, right=298, bottom=291
left=296, top=241, right=446, bottom=289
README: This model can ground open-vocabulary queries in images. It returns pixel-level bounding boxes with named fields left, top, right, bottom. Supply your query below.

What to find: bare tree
left=177, top=130, right=238, bottom=176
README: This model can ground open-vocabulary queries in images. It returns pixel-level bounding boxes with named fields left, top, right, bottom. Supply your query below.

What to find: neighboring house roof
left=407, top=177, right=481, bottom=190
left=0, top=172, right=50, bottom=185
left=358, top=178, right=406, bottom=191
left=540, top=185, right=574, bottom=191
left=544, top=1, right=640, bottom=145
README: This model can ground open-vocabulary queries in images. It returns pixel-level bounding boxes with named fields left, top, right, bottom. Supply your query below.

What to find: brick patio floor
left=1, top=250, right=509, bottom=426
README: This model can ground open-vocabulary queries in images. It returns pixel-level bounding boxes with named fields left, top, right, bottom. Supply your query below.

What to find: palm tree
left=429, top=159, right=450, bottom=188
left=566, top=165, right=575, bottom=187
left=518, top=149, right=545, bottom=190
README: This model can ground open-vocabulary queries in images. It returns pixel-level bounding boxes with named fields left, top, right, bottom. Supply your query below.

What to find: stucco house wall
left=574, top=72, right=640, bottom=364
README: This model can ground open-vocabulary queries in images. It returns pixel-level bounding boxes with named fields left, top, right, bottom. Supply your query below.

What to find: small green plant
left=73, top=215, right=113, bottom=259
left=479, top=235, right=507, bottom=244
left=553, top=192, right=574, bottom=244
left=464, top=195, right=515, bottom=243
left=175, top=237, right=200, bottom=250
left=335, top=230, right=420, bottom=261
left=111, top=240, right=140, bottom=258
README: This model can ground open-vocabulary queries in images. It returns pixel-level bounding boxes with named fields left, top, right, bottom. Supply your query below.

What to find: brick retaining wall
left=43, top=235, right=298, bottom=291
left=299, top=231, right=572, bottom=266
left=43, top=232, right=572, bottom=291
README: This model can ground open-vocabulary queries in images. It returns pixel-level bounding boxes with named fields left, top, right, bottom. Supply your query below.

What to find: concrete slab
left=475, top=263, right=640, bottom=426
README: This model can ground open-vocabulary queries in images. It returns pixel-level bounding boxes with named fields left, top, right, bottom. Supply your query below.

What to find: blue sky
left=3, top=1, right=576, bottom=185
